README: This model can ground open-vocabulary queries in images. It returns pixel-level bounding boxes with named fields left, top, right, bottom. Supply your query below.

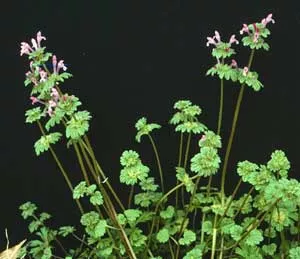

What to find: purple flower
left=47, top=100, right=57, bottom=116
left=57, top=60, right=67, bottom=72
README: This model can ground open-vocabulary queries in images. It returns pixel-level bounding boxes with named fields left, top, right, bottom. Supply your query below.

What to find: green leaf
left=160, top=205, right=175, bottom=219
left=235, top=243, right=262, bottom=259
left=120, top=150, right=140, bottom=167
left=156, top=228, right=169, bottom=243
left=199, top=130, right=222, bottom=149
left=245, top=229, right=263, bottom=246
left=120, top=163, right=149, bottom=186
left=58, top=226, right=76, bottom=237
left=124, top=209, right=142, bottom=223
left=190, top=147, right=221, bottom=177
left=179, top=230, right=196, bottom=246
left=94, top=219, right=107, bottom=238
left=135, top=117, right=161, bottom=143
left=262, top=243, right=276, bottom=256
left=34, top=132, right=62, bottom=156
left=267, top=150, right=290, bottom=178
left=139, top=177, right=159, bottom=191
left=66, top=111, right=91, bottom=140
left=45, top=109, right=65, bottom=131
left=183, top=247, right=203, bottom=259
left=19, top=202, right=37, bottom=219
left=73, top=181, right=87, bottom=199
left=90, top=191, right=103, bottom=205
left=175, top=121, right=206, bottom=134
left=25, top=107, right=45, bottom=123
left=289, top=247, right=300, bottom=259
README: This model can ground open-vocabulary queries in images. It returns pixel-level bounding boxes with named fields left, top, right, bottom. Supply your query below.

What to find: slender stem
left=217, top=178, right=243, bottom=227
left=81, top=135, right=125, bottom=211
left=148, top=133, right=164, bottom=193
left=73, top=142, right=91, bottom=185
left=176, top=132, right=184, bottom=209
left=168, top=240, right=175, bottom=259
left=218, top=235, right=224, bottom=259
left=220, top=49, right=255, bottom=205
left=128, top=185, right=134, bottom=209
left=181, top=133, right=192, bottom=207
left=233, top=186, right=255, bottom=220
left=217, top=79, right=224, bottom=135
left=175, top=176, right=201, bottom=259
left=36, top=121, right=84, bottom=215
left=183, top=133, right=192, bottom=169
left=145, top=175, right=199, bottom=253
left=210, top=215, right=218, bottom=259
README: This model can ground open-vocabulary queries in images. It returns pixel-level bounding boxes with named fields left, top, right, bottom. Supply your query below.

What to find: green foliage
left=190, top=147, right=221, bottom=177
left=80, top=211, right=107, bottom=238
left=183, top=246, right=203, bottom=259
left=178, top=230, right=196, bottom=246
left=267, top=150, right=290, bottom=178
left=34, top=132, right=62, bottom=155
left=20, top=202, right=38, bottom=219
left=66, top=111, right=91, bottom=140
left=156, top=228, right=169, bottom=243
left=25, top=107, right=45, bottom=123
left=160, top=205, right=175, bottom=219
left=176, top=167, right=195, bottom=193
left=289, top=247, right=300, bottom=259
left=135, top=117, right=161, bottom=143
left=73, top=181, right=104, bottom=206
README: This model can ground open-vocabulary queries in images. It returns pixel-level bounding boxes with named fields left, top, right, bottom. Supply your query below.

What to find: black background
left=1, top=0, right=300, bottom=250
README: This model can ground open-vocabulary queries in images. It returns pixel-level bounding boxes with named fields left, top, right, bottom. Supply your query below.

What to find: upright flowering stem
left=148, top=133, right=165, bottom=193
left=36, top=121, right=84, bottom=215
left=220, top=49, right=255, bottom=205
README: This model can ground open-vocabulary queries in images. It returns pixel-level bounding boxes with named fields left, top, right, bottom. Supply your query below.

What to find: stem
left=36, top=121, right=84, bottom=215
left=183, top=133, right=192, bottom=169
left=176, top=132, right=184, bottom=209
left=175, top=176, right=201, bottom=259
left=217, top=178, right=243, bottom=227
left=128, top=185, right=134, bottom=209
left=217, top=79, right=224, bottom=135
left=210, top=215, right=218, bottom=259
left=181, top=133, right=192, bottom=207
left=148, top=133, right=164, bottom=193
left=220, top=49, right=255, bottom=205
left=81, top=135, right=125, bottom=211
left=145, top=175, right=199, bottom=253
left=168, top=240, right=175, bottom=259
left=73, top=142, right=91, bottom=185
left=233, top=186, right=255, bottom=220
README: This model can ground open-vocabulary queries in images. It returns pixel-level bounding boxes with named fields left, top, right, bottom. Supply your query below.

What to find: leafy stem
left=36, top=121, right=84, bottom=215
left=148, top=133, right=165, bottom=193
left=220, top=49, right=255, bottom=204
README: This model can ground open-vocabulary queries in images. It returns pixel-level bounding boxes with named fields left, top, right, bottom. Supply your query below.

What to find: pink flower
left=20, top=31, right=46, bottom=56
left=47, top=100, right=57, bottom=116
left=214, top=31, right=221, bottom=42
left=261, top=13, right=275, bottom=27
left=230, top=59, right=238, bottom=68
left=36, top=31, right=46, bottom=47
left=57, top=60, right=67, bottom=72
left=200, top=134, right=206, bottom=142
left=240, top=24, right=249, bottom=35
left=206, top=30, right=221, bottom=47
left=51, top=87, right=60, bottom=102
left=20, top=42, right=33, bottom=56
left=39, top=69, right=47, bottom=82
left=52, top=55, right=67, bottom=73
left=30, top=96, right=39, bottom=105
left=242, top=66, right=249, bottom=76
left=229, top=34, right=239, bottom=45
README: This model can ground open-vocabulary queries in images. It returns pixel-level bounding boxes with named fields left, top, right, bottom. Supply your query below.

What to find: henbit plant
left=16, top=13, right=300, bottom=259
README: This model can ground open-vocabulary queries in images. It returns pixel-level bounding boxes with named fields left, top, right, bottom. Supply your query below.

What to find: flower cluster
left=21, top=31, right=69, bottom=117
left=206, top=14, right=275, bottom=91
